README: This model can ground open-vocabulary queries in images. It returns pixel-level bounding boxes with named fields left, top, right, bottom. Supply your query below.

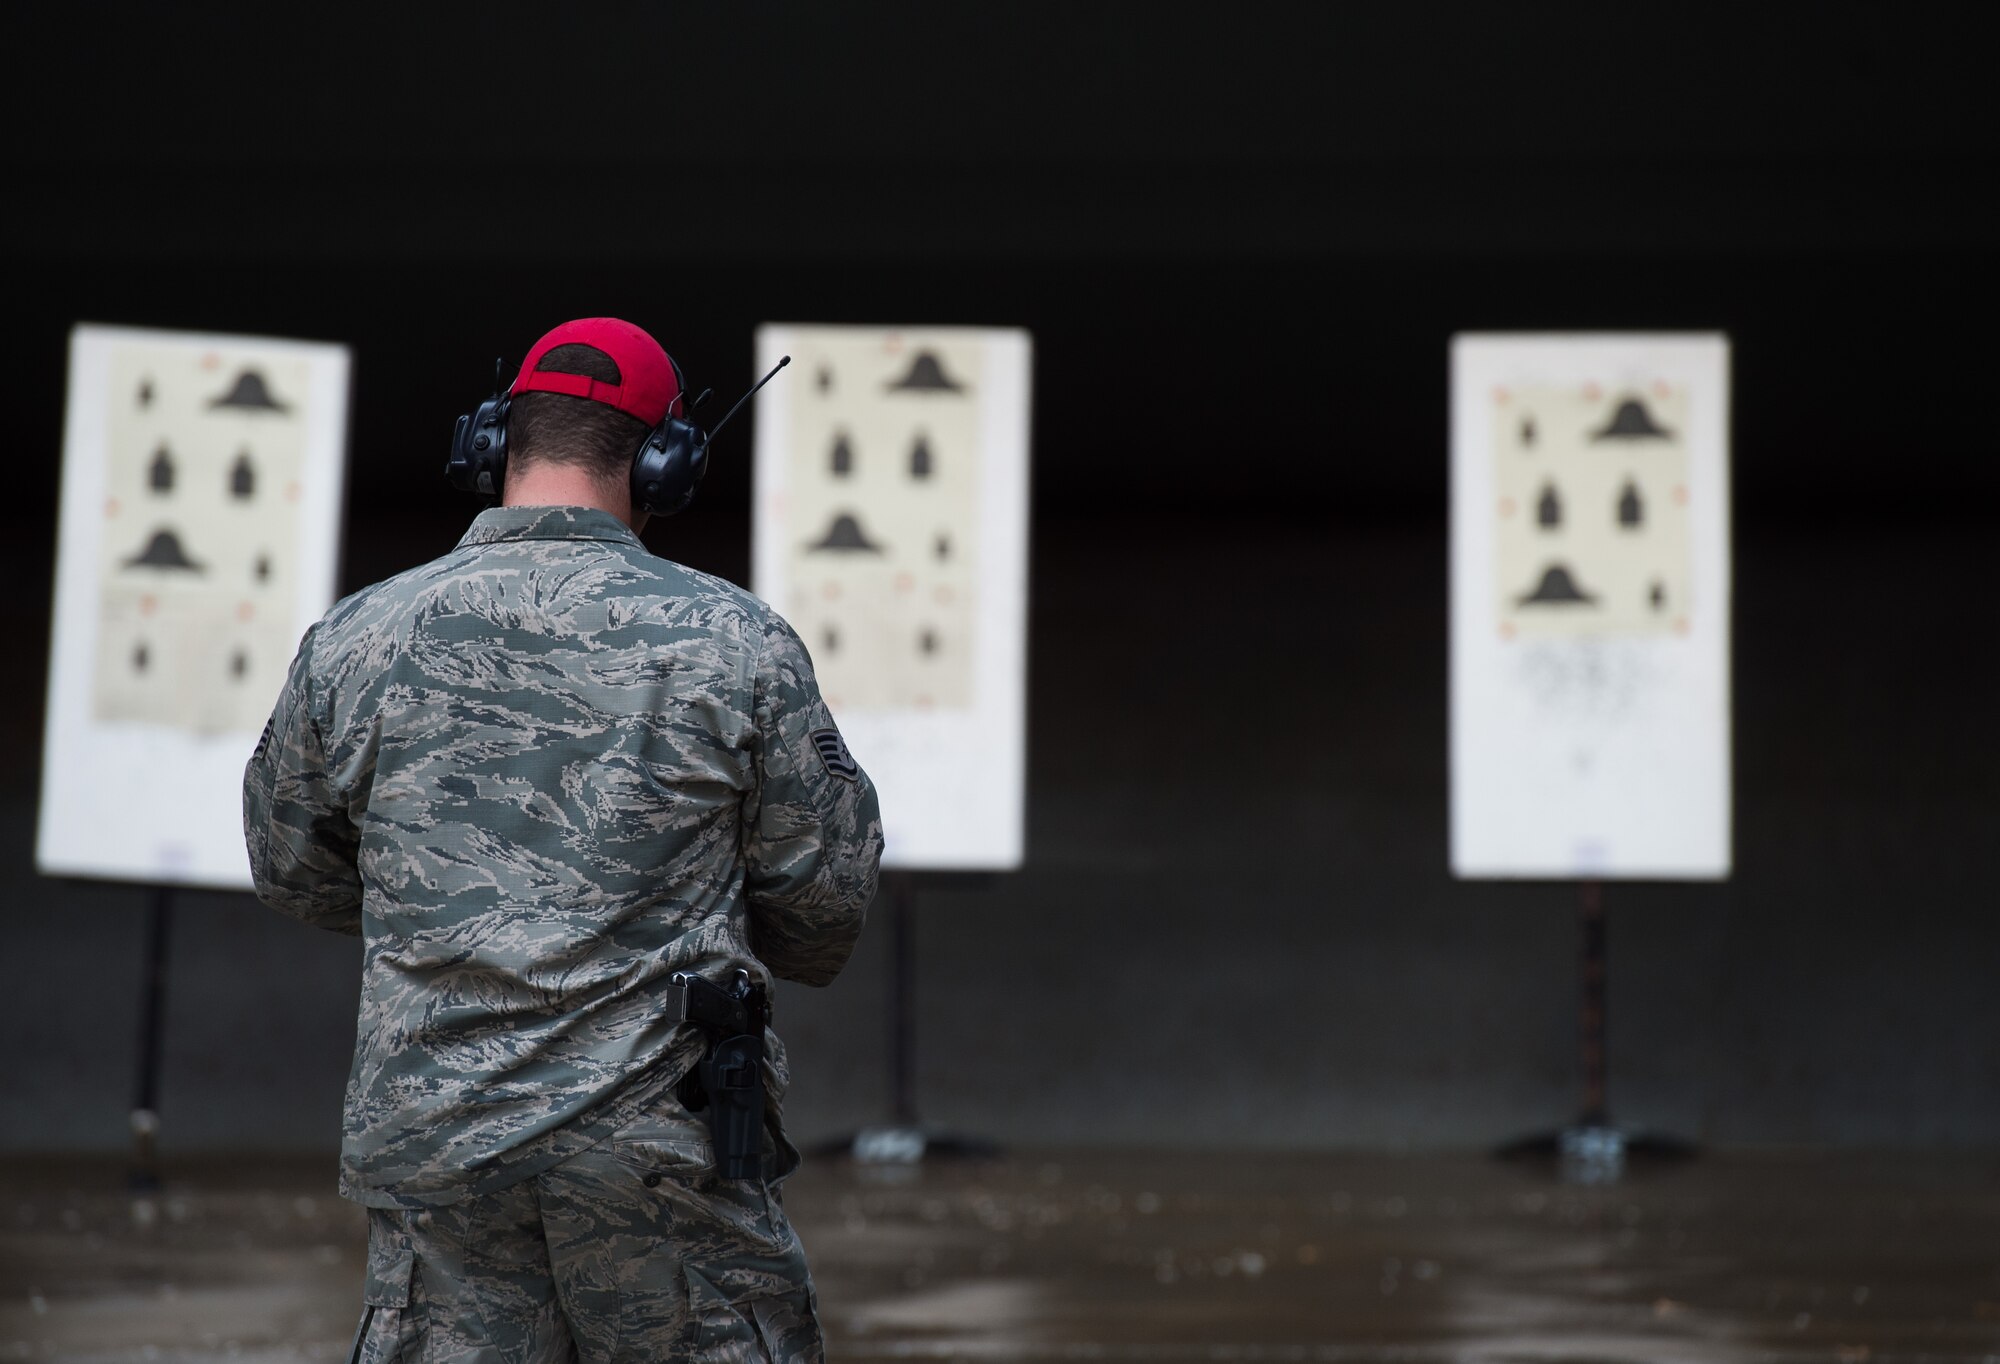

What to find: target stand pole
left=1558, top=878, right=1624, bottom=1180
left=815, top=871, right=998, bottom=1166
left=129, top=884, right=174, bottom=1192
left=888, top=871, right=918, bottom=1129
left=1579, top=878, right=1608, bottom=1128
left=1495, top=879, right=1696, bottom=1179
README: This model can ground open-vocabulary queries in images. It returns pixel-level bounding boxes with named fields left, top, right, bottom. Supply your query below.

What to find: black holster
left=670, top=970, right=770, bottom=1181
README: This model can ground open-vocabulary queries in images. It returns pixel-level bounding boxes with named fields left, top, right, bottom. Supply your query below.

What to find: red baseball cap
left=509, top=317, right=683, bottom=425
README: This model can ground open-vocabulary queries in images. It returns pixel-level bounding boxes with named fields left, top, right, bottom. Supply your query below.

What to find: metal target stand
left=1495, top=879, right=1698, bottom=1181
left=814, top=871, right=999, bottom=1167
left=129, top=885, right=175, bottom=1193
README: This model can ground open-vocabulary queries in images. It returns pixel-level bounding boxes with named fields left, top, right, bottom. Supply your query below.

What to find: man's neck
left=501, top=464, right=649, bottom=535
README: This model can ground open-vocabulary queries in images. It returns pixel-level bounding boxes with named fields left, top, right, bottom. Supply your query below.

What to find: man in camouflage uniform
left=243, top=317, right=882, bottom=1362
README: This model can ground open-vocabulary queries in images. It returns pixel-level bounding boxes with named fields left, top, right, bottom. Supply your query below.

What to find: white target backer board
left=1451, top=334, right=1730, bottom=879
left=39, top=324, right=351, bottom=888
left=753, top=324, right=1031, bottom=870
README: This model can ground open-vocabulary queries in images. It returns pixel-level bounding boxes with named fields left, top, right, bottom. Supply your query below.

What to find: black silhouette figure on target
left=209, top=369, right=290, bottom=413
left=886, top=351, right=965, bottom=393
left=806, top=512, right=884, bottom=553
left=1618, top=481, right=1644, bottom=527
left=124, top=529, right=204, bottom=573
left=1591, top=397, right=1673, bottom=442
left=1518, top=563, right=1597, bottom=607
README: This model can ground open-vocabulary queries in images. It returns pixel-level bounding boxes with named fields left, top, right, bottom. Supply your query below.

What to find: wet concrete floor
left=1, top=1149, right=1997, bottom=1362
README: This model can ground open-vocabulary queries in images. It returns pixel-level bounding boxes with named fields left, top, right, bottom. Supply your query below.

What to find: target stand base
left=811, top=1126, right=1001, bottom=1167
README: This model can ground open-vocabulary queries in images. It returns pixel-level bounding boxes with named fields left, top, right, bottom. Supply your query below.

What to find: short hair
left=509, top=343, right=649, bottom=483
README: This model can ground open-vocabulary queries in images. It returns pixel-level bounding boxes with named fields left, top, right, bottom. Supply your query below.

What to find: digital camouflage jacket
left=243, top=506, right=882, bottom=1208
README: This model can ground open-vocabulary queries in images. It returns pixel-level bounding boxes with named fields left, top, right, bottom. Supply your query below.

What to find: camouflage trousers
left=349, top=1093, right=822, bottom=1363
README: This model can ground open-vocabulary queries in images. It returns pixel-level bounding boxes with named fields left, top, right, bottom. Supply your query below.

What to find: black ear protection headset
left=444, top=358, right=514, bottom=498
left=446, top=353, right=714, bottom=517
left=447, top=349, right=788, bottom=515
left=629, top=352, right=711, bottom=517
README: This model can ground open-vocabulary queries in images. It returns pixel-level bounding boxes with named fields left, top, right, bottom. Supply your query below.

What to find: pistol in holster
left=669, top=969, right=771, bottom=1181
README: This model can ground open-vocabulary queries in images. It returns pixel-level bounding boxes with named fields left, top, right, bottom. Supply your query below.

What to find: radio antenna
left=704, top=355, right=790, bottom=444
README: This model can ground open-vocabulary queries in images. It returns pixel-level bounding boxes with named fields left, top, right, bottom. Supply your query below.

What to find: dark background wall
left=2, top=3, right=1993, bottom=1154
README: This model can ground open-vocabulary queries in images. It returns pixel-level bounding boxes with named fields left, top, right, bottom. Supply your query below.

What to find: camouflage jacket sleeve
left=741, top=612, right=884, bottom=986
left=241, top=625, right=363, bottom=934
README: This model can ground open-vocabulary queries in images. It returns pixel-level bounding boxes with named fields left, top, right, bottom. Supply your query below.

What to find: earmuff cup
left=628, top=352, right=710, bottom=517
left=630, top=417, right=710, bottom=518
left=445, top=393, right=511, bottom=497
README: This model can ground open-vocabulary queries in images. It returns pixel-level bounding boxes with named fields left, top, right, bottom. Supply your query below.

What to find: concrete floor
left=2, top=1150, right=1998, bottom=1363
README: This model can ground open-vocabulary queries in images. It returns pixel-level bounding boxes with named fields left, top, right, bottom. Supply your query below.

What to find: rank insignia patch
left=810, top=727, right=860, bottom=781
left=253, top=716, right=274, bottom=761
